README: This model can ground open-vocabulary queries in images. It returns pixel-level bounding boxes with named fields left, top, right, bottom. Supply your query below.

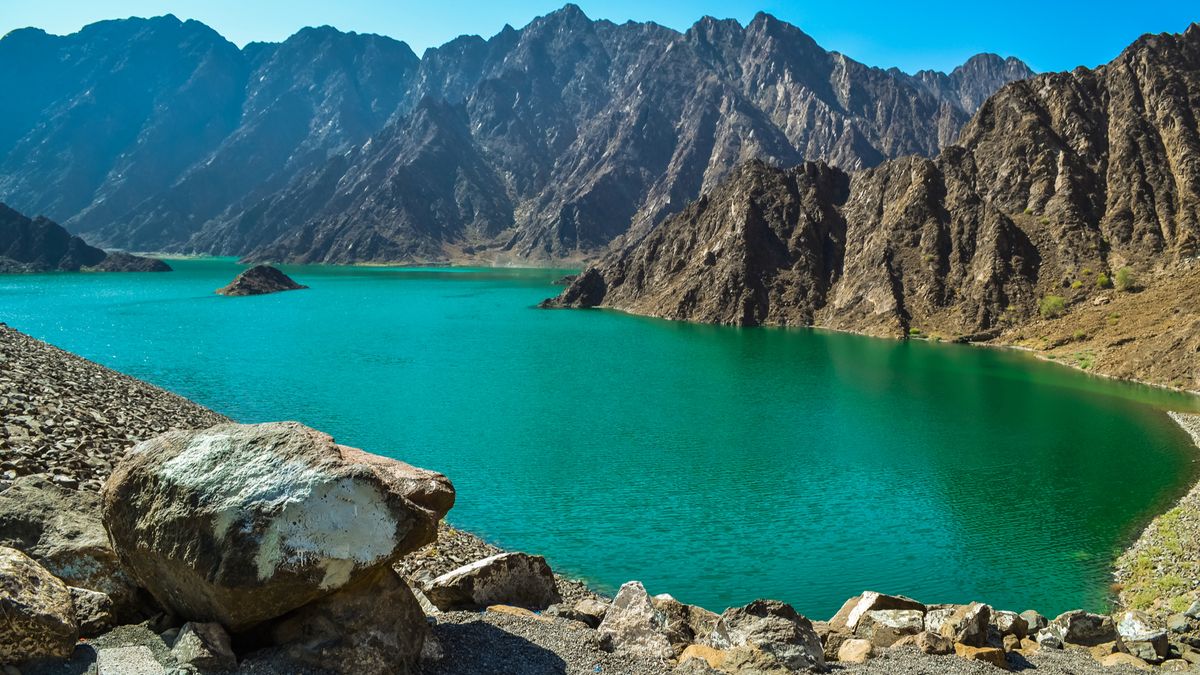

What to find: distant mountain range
left=0, top=5, right=1032, bottom=263
left=0, top=203, right=168, bottom=272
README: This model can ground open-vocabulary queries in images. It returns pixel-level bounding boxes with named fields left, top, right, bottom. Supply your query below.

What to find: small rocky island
left=0, top=203, right=170, bottom=273
left=215, top=264, right=307, bottom=296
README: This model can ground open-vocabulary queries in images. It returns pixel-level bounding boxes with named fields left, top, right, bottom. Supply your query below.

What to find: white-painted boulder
left=829, top=591, right=926, bottom=632
left=423, top=552, right=560, bottom=610
left=101, top=422, right=454, bottom=631
left=1117, top=610, right=1169, bottom=663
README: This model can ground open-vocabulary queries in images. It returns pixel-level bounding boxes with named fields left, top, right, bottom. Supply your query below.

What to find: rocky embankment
left=544, top=25, right=1200, bottom=393
left=0, top=203, right=170, bottom=273
left=2, top=324, right=1200, bottom=674
left=215, top=265, right=308, bottom=296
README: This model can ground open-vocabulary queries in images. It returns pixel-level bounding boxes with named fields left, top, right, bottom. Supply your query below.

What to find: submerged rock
left=215, top=264, right=307, bottom=296
left=0, top=546, right=79, bottom=664
left=423, top=552, right=560, bottom=611
left=101, top=421, right=454, bottom=631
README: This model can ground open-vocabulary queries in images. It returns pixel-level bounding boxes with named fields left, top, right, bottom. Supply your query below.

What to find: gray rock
left=69, top=586, right=116, bottom=638
left=1168, top=613, right=1192, bottom=633
left=1035, top=627, right=1064, bottom=650
left=0, top=546, right=78, bottom=664
left=0, top=476, right=143, bottom=619
left=96, top=646, right=165, bottom=675
left=423, top=552, right=560, bottom=611
left=991, top=610, right=1029, bottom=638
left=923, top=606, right=959, bottom=634
left=546, top=597, right=608, bottom=628
left=268, top=567, right=428, bottom=675
left=855, top=609, right=924, bottom=647
left=709, top=599, right=826, bottom=673
left=171, top=622, right=236, bottom=672
left=1051, top=610, right=1117, bottom=647
left=829, top=592, right=926, bottom=632
left=1117, top=610, right=1168, bottom=663
left=101, top=422, right=454, bottom=631
left=596, top=581, right=674, bottom=659
left=1185, top=598, right=1200, bottom=619
left=1020, top=609, right=1048, bottom=633
left=939, top=602, right=990, bottom=647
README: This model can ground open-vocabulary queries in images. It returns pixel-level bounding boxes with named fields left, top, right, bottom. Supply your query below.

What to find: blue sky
left=2, top=0, right=1195, bottom=73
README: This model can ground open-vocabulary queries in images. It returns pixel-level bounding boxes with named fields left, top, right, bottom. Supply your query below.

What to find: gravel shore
left=0, top=324, right=1188, bottom=673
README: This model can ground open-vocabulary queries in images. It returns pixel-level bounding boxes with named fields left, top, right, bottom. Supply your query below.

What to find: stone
left=1168, top=613, right=1191, bottom=633
left=1035, top=627, right=1064, bottom=649
left=545, top=598, right=609, bottom=628
left=837, top=638, right=873, bottom=663
left=0, top=546, right=78, bottom=664
left=939, top=602, right=991, bottom=647
left=101, top=422, right=454, bottom=631
left=855, top=609, right=924, bottom=647
left=69, top=586, right=115, bottom=638
left=0, top=476, right=143, bottom=619
left=96, top=646, right=165, bottom=675
left=955, top=643, right=1008, bottom=669
left=423, top=552, right=560, bottom=611
left=821, top=628, right=852, bottom=663
left=268, top=567, right=428, bottom=675
left=924, top=606, right=960, bottom=633
left=1161, top=658, right=1191, bottom=671
left=1185, top=598, right=1200, bottom=619
left=1052, top=610, right=1117, bottom=647
left=1019, top=610, right=1047, bottom=633
left=708, top=599, right=826, bottom=673
left=678, top=644, right=727, bottom=669
left=215, top=265, right=307, bottom=296
left=1089, top=641, right=1120, bottom=659
left=172, top=622, right=236, bottom=672
left=653, top=593, right=720, bottom=654
left=829, top=591, right=926, bottom=632
left=1117, top=610, right=1168, bottom=663
left=1018, top=637, right=1040, bottom=654
left=597, top=581, right=674, bottom=659
left=913, top=631, right=954, bottom=655
left=486, top=604, right=547, bottom=620
left=1002, top=634, right=1020, bottom=652
left=991, top=610, right=1028, bottom=638
left=1097, top=652, right=1152, bottom=670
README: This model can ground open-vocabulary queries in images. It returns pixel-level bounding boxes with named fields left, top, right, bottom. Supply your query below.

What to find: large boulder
left=422, top=552, right=560, bottom=611
left=829, top=592, right=925, bottom=632
left=855, top=609, right=924, bottom=647
left=1051, top=610, right=1117, bottom=647
left=0, top=546, right=79, bottom=665
left=654, top=593, right=721, bottom=655
left=1117, top=610, right=1169, bottom=663
left=268, top=567, right=428, bottom=675
left=101, top=422, right=454, bottom=631
left=708, top=599, right=827, bottom=673
left=939, top=602, right=991, bottom=647
left=597, top=581, right=675, bottom=659
left=991, top=610, right=1029, bottom=638
left=0, top=476, right=143, bottom=618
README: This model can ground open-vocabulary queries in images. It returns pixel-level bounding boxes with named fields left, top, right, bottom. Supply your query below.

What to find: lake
left=3, top=258, right=1198, bottom=619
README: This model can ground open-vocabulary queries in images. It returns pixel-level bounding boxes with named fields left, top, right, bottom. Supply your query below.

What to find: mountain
left=0, top=203, right=168, bottom=272
left=0, top=6, right=1032, bottom=262
left=545, top=25, right=1200, bottom=391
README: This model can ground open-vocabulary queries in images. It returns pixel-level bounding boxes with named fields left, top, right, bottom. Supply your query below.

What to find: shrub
left=1071, top=280, right=1083, bottom=289
left=909, top=327, right=922, bottom=336
left=1039, top=216, right=1050, bottom=225
left=1081, top=267, right=1092, bottom=276
left=1039, top=295, right=1066, bottom=319
left=1096, top=273, right=1112, bottom=289
left=1115, top=266, right=1135, bottom=291
left=1073, top=329, right=1087, bottom=340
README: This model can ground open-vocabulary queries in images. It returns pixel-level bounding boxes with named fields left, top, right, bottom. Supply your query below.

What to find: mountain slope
left=0, top=6, right=1031, bottom=262
left=0, top=203, right=168, bottom=272
left=546, top=25, right=1200, bottom=390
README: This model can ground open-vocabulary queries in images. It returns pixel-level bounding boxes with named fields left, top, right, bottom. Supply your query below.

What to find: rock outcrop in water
left=545, top=24, right=1200, bottom=391
left=215, top=264, right=307, bottom=296
left=0, top=203, right=169, bottom=272
left=0, top=8, right=1031, bottom=263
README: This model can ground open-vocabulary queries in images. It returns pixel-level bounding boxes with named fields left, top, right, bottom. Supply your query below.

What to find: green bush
left=1071, top=280, right=1083, bottom=289
left=1096, top=273, right=1112, bottom=289
left=1039, top=295, right=1066, bottom=319
left=1115, top=266, right=1135, bottom=291
left=1081, top=267, right=1092, bottom=276
left=908, top=327, right=922, bottom=336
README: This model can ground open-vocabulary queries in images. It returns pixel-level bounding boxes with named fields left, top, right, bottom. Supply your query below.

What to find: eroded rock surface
left=423, top=552, right=561, bottom=611
left=0, top=546, right=79, bottom=664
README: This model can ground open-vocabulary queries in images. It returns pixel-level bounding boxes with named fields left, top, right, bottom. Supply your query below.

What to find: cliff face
left=546, top=25, right=1200, bottom=389
left=0, top=6, right=1031, bottom=263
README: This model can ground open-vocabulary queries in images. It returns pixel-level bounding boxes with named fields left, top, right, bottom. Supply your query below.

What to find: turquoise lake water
left=3, top=258, right=1199, bottom=619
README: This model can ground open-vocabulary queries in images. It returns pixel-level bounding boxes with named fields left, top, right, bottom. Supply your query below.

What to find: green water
left=3, top=258, right=1198, bottom=619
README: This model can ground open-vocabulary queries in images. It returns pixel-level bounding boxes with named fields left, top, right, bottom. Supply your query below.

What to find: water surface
left=3, top=258, right=1198, bottom=618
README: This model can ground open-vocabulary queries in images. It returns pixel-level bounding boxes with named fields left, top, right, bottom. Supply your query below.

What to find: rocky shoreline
left=3, top=323, right=1200, bottom=674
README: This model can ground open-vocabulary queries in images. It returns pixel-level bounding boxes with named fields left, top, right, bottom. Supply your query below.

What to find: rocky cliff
left=0, top=203, right=168, bottom=272
left=546, top=25, right=1200, bottom=391
left=0, top=7, right=1031, bottom=263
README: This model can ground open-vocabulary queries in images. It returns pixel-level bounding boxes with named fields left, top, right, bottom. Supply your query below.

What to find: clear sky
left=2, top=0, right=1196, bottom=74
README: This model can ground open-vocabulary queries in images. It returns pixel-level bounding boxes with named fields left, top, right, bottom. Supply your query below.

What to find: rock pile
left=215, top=264, right=307, bottom=296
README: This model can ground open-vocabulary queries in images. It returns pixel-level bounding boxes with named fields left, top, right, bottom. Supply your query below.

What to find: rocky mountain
left=545, top=25, right=1200, bottom=390
left=0, top=203, right=168, bottom=272
left=0, top=6, right=1031, bottom=263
